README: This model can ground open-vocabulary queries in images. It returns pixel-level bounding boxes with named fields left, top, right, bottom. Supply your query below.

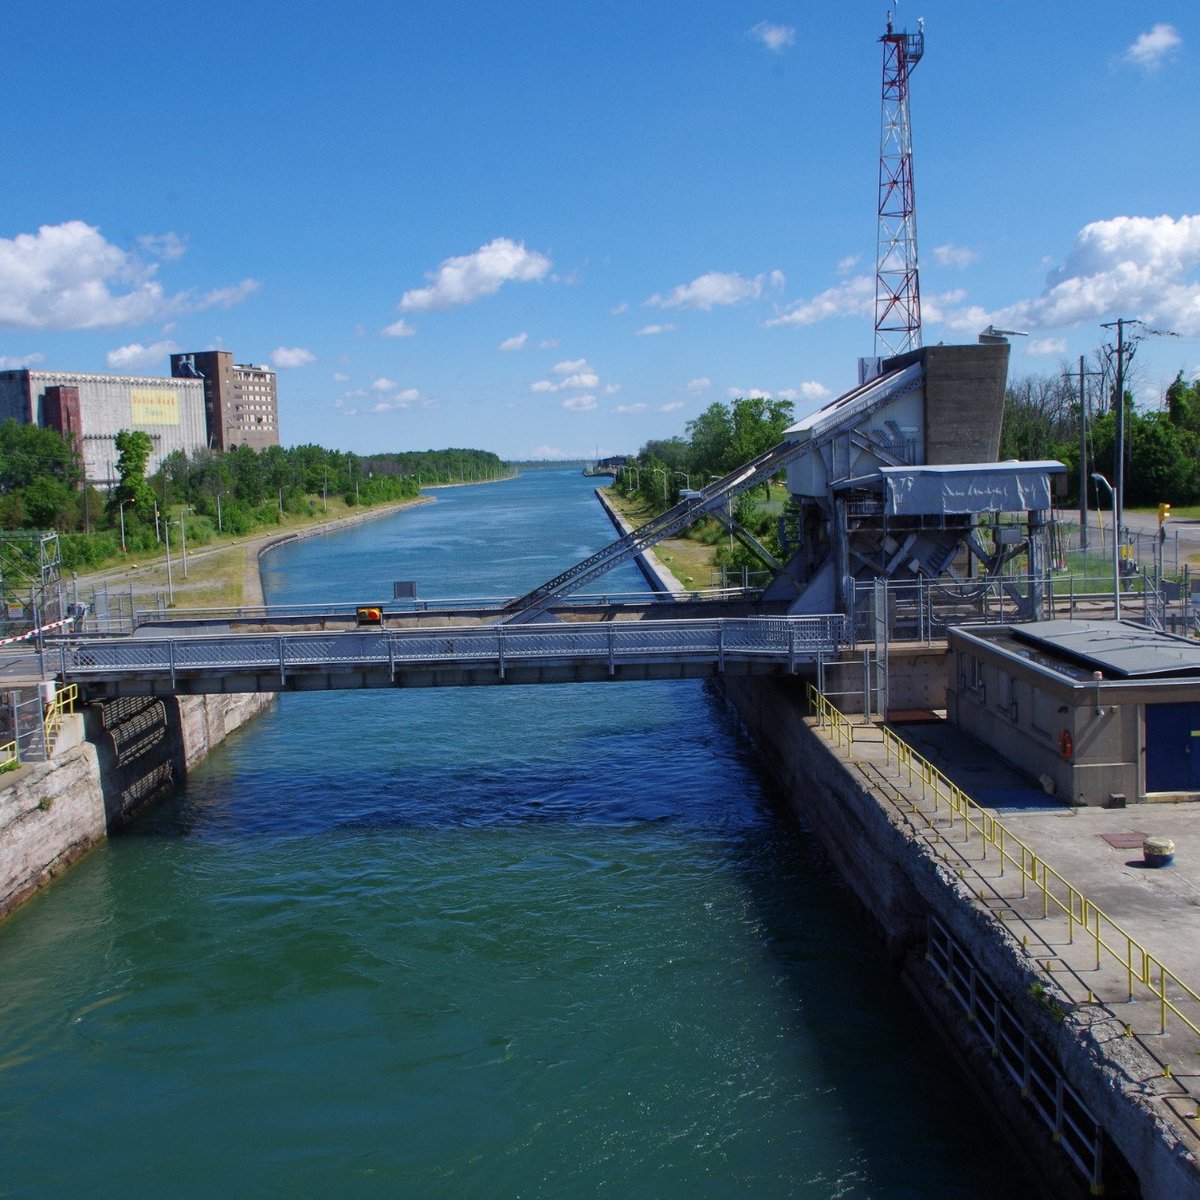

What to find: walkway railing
left=60, top=616, right=847, bottom=690
left=42, top=684, right=78, bottom=759
left=806, top=684, right=1200, bottom=1044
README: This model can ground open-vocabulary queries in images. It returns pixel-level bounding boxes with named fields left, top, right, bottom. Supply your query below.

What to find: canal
left=0, top=469, right=1026, bottom=1196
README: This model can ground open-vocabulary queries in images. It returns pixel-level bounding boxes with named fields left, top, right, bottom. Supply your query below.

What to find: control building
left=170, top=351, right=279, bottom=451
left=0, top=369, right=207, bottom=485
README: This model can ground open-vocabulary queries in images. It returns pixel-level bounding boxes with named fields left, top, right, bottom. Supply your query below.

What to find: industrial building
left=950, top=620, right=1200, bottom=805
left=170, top=351, right=279, bottom=452
left=0, top=369, right=207, bottom=485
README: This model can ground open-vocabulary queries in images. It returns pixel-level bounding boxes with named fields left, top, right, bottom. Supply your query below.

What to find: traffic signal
left=1159, top=502, right=1171, bottom=525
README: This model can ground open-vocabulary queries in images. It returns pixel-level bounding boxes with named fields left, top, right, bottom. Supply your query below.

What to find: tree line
left=0, top=422, right=506, bottom=570
left=1002, top=368, right=1200, bottom=508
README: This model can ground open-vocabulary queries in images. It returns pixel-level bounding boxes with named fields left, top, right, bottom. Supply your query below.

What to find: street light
left=1091, top=473, right=1120, bottom=620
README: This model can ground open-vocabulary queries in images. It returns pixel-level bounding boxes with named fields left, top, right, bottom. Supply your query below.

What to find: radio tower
left=874, top=12, right=925, bottom=358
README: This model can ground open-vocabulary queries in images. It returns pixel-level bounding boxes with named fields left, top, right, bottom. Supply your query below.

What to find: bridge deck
left=52, top=615, right=846, bottom=697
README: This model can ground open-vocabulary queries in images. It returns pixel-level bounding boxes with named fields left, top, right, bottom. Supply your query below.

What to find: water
left=0, top=471, right=1026, bottom=1196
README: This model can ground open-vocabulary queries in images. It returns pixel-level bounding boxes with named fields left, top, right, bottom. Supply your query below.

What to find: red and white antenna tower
left=874, top=11, right=925, bottom=358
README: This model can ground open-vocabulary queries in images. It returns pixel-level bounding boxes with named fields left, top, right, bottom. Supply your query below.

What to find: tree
left=0, top=420, right=82, bottom=493
left=108, top=429, right=156, bottom=518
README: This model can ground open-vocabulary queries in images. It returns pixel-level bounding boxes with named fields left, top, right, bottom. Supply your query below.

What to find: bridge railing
left=56, top=615, right=848, bottom=685
left=130, top=587, right=764, bottom=628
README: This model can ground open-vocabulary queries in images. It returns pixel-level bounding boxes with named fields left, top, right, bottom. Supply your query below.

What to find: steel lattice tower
left=874, top=15, right=924, bottom=358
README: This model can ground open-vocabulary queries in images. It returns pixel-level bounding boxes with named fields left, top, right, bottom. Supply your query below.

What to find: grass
left=73, top=494, right=431, bottom=611
left=601, top=487, right=721, bottom=588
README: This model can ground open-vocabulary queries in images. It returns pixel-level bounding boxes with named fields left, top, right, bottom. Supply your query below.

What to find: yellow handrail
left=806, top=682, right=856, bottom=758
left=0, top=739, right=18, bottom=772
left=42, top=684, right=79, bottom=758
left=809, top=685, right=1200, bottom=1041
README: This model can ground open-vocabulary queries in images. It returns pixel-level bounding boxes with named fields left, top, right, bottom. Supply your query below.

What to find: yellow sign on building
left=131, top=388, right=179, bottom=425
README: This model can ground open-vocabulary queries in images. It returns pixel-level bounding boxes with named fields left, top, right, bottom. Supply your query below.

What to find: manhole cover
left=1100, top=832, right=1146, bottom=850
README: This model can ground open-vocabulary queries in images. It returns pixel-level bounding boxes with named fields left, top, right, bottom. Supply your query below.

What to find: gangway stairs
left=500, top=437, right=812, bottom=624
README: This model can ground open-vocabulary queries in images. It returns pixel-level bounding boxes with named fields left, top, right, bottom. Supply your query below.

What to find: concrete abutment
left=0, top=690, right=274, bottom=920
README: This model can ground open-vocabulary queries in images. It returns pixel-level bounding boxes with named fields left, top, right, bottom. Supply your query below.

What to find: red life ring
left=1058, top=729, right=1073, bottom=761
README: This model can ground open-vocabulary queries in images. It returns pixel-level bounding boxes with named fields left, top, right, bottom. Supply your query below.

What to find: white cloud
left=749, top=21, right=795, bottom=53
left=538, top=338, right=559, bottom=349
left=687, top=377, right=711, bottom=394
left=533, top=359, right=604, bottom=393
left=553, top=358, right=588, bottom=375
left=0, top=352, right=43, bottom=369
left=766, top=275, right=874, bottom=327
left=382, top=318, right=416, bottom=338
left=372, top=387, right=420, bottom=413
left=562, top=395, right=597, bottom=412
left=610, top=301, right=629, bottom=315
left=991, top=214, right=1200, bottom=335
left=777, top=381, right=832, bottom=403
left=648, top=269, right=784, bottom=311
left=603, top=383, right=622, bottom=395
left=559, top=371, right=600, bottom=390
left=615, top=403, right=647, bottom=414
left=372, top=377, right=397, bottom=391
left=332, top=372, right=350, bottom=383
left=835, top=255, right=860, bottom=275
left=499, top=332, right=528, bottom=351
left=729, top=386, right=773, bottom=400
left=0, top=220, right=257, bottom=331
left=1028, top=338, right=1067, bottom=356
left=198, top=279, right=260, bottom=309
left=660, top=401, right=685, bottom=412
left=137, top=232, right=187, bottom=261
left=105, top=340, right=179, bottom=372
left=933, top=243, right=980, bottom=269
left=1126, top=24, right=1181, bottom=70
left=271, top=346, right=315, bottom=369
left=636, top=323, right=676, bottom=336
left=399, top=236, right=551, bottom=311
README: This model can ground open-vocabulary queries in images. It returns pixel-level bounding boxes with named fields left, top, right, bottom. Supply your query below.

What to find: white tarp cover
left=881, top=462, right=1064, bottom=516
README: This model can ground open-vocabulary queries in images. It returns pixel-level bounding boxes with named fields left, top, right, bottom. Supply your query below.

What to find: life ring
left=1058, top=728, right=1073, bottom=761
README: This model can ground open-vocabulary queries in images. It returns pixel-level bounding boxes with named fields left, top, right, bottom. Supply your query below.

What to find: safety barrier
left=41, top=684, right=78, bottom=759
left=806, top=682, right=857, bottom=757
left=0, top=739, right=17, bottom=772
left=808, top=685, right=1200, bottom=1044
left=58, top=616, right=848, bottom=690
left=927, top=916, right=1104, bottom=1193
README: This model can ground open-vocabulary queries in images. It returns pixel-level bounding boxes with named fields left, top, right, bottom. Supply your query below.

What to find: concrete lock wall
left=0, top=691, right=273, bottom=920
left=720, top=674, right=1200, bottom=1200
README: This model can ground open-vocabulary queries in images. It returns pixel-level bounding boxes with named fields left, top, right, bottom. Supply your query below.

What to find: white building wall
left=24, top=372, right=206, bottom=483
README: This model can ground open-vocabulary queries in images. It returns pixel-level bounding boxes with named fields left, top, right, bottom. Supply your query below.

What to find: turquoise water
left=0, top=471, right=1025, bottom=1196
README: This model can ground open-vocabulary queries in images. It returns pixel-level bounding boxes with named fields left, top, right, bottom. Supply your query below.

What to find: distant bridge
left=52, top=615, right=846, bottom=698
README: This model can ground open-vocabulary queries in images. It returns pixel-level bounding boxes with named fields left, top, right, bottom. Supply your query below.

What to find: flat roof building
left=0, top=368, right=207, bottom=485
left=949, top=619, right=1200, bottom=805
left=170, top=351, right=279, bottom=452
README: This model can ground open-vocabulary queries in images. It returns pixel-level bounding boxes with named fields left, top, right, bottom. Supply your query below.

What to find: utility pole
left=1101, top=317, right=1138, bottom=533
left=1063, top=357, right=1101, bottom=554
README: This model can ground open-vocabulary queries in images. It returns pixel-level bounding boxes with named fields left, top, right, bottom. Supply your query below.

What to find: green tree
left=108, top=429, right=156, bottom=518
left=0, top=420, right=82, bottom=493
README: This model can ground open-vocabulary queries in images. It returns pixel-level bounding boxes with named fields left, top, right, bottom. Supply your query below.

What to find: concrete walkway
left=817, top=709, right=1200, bottom=1144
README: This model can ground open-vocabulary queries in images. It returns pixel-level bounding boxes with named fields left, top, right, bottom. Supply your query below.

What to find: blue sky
left=2, top=2, right=1198, bottom=460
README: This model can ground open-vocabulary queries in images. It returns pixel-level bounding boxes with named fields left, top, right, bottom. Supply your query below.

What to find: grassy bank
left=73, top=493, right=435, bottom=611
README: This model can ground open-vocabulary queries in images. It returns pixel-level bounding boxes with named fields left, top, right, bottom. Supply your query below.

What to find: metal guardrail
left=0, top=739, right=17, bottom=772
left=133, top=587, right=764, bottom=628
left=927, top=916, right=1104, bottom=1192
left=42, top=684, right=78, bottom=758
left=807, top=683, right=1200, bottom=1044
left=58, top=616, right=848, bottom=689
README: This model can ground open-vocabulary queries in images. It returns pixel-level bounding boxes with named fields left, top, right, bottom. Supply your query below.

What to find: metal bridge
left=51, top=614, right=846, bottom=698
